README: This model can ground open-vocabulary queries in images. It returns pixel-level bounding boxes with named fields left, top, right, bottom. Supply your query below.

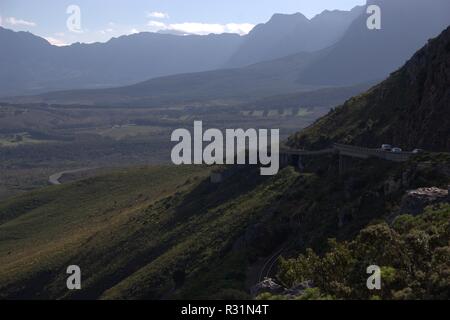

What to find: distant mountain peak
left=226, top=6, right=363, bottom=68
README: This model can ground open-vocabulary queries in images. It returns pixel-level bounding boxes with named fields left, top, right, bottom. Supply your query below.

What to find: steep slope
left=0, top=28, right=243, bottom=97
left=289, top=26, right=450, bottom=152
left=297, top=0, right=450, bottom=85
left=227, top=7, right=363, bottom=67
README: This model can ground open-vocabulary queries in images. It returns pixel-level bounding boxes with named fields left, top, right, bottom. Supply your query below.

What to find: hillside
left=0, top=165, right=299, bottom=299
left=1, top=154, right=449, bottom=299
left=288, top=26, right=450, bottom=152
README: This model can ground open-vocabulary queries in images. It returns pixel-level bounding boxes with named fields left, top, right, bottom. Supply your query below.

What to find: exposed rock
left=250, top=278, right=284, bottom=296
left=400, top=186, right=449, bottom=215
left=251, top=278, right=314, bottom=298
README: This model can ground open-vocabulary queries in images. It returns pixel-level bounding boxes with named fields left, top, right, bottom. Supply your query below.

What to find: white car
left=412, top=149, right=424, bottom=154
left=391, top=147, right=403, bottom=153
left=381, top=144, right=392, bottom=151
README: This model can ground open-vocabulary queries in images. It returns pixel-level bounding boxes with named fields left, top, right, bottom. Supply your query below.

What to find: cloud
left=5, top=16, right=36, bottom=27
left=147, top=21, right=255, bottom=36
left=99, top=28, right=114, bottom=35
left=44, top=37, right=69, bottom=46
left=129, top=28, right=139, bottom=34
left=147, top=11, right=169, bottom=19
left=147, top=21, right=167, bottom=29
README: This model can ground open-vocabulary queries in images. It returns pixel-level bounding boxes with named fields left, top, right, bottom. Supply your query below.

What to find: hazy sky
left=0, top=0, right=366, bottom=45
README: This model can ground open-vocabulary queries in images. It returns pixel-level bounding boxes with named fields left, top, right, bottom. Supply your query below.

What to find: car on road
left=413, top=148, right=424, bottom=154
left=391, top=147, right=403, bottom=153
left=381, top=144, right=392, bottom=151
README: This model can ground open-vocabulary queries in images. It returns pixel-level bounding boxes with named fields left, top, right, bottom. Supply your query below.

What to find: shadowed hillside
left=289, top=26, right=450, bottom=152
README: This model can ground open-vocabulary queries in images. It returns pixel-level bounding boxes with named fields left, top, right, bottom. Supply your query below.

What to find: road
left=48, top=167, right=97, bottom=185
left=281, top=143, right=415, bottom=162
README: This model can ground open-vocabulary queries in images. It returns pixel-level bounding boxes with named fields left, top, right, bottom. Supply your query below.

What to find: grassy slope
left=1, top=154, right=449, bottom=299
left=0, top=165, right=300, bottom=299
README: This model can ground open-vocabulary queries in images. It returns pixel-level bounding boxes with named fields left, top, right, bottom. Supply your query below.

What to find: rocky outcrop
left=250, top=278, right=313, bottom=298
left=400, top=186, right=449, bottom=215
left=250, top=278, right=284, bottom=296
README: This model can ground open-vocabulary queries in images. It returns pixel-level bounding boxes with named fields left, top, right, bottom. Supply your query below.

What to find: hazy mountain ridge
left=13, top=0, right=450, bottom=108
left=226, top=6, right=363, bottom=67
left=7, top=51, right=321, bottom=106
left=0, top=6, right=363, bottom=97
left=0, top=27, right=244, bottom=97
left=297, top=0, right=450, bottom=85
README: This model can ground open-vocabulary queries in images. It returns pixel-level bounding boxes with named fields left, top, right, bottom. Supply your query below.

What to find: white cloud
left=223, top=23, right=255, bottom=35
left=147, top=11, right=169, bottom=19
left=5, top=16, right=36, bottom=27
left=147, top=21, right=255, bottom=36
left=44, top=37, right=69, bottom=46
left=99, top=28, right=114, bottom=35
left=129, top=28, right=139, bottom=34
left=147, top=20, right=167, bottom=28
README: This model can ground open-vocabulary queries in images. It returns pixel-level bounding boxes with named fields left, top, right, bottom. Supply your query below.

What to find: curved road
left=49, top=167, right=97, bottom=185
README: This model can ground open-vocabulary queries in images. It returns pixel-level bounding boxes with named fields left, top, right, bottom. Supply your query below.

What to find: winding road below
left=48, top=167, right=97, bottom=185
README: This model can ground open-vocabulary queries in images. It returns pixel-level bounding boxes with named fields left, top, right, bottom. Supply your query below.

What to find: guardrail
left=280, top=143, right=414, bottom=163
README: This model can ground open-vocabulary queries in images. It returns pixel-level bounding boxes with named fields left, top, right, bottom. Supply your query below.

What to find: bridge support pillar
left=339, top=154, right=347, bottom=176
left=297, top=155, right=305, bottom=172
left=280, top=153, right=290, bottom=168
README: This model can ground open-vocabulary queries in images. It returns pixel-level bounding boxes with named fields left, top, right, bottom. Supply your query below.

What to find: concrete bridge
left=280, top=143, right=415, bottom=174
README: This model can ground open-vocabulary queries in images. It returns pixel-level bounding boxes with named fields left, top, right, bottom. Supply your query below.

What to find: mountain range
left=0, top=7, right=362, bottom=98
left=226, top=6, right=364, bottom=67
left=7, top=0, right=449, bottom=108
left=0, top=28, right=243, bottom=97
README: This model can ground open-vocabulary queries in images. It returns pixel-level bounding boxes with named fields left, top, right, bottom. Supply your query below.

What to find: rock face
left=400, top=187, right=449, bottom=215
left=288, top=26, right=450, bottom=152
left=250, top=278, right=284, bottom=297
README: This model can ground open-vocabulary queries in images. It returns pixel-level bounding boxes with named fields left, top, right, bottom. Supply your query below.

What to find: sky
left=0, top=0, right=366, bottom=46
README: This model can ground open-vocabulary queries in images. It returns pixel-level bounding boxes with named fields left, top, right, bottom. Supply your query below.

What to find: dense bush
left=276, top=204, right=450, bottom=300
